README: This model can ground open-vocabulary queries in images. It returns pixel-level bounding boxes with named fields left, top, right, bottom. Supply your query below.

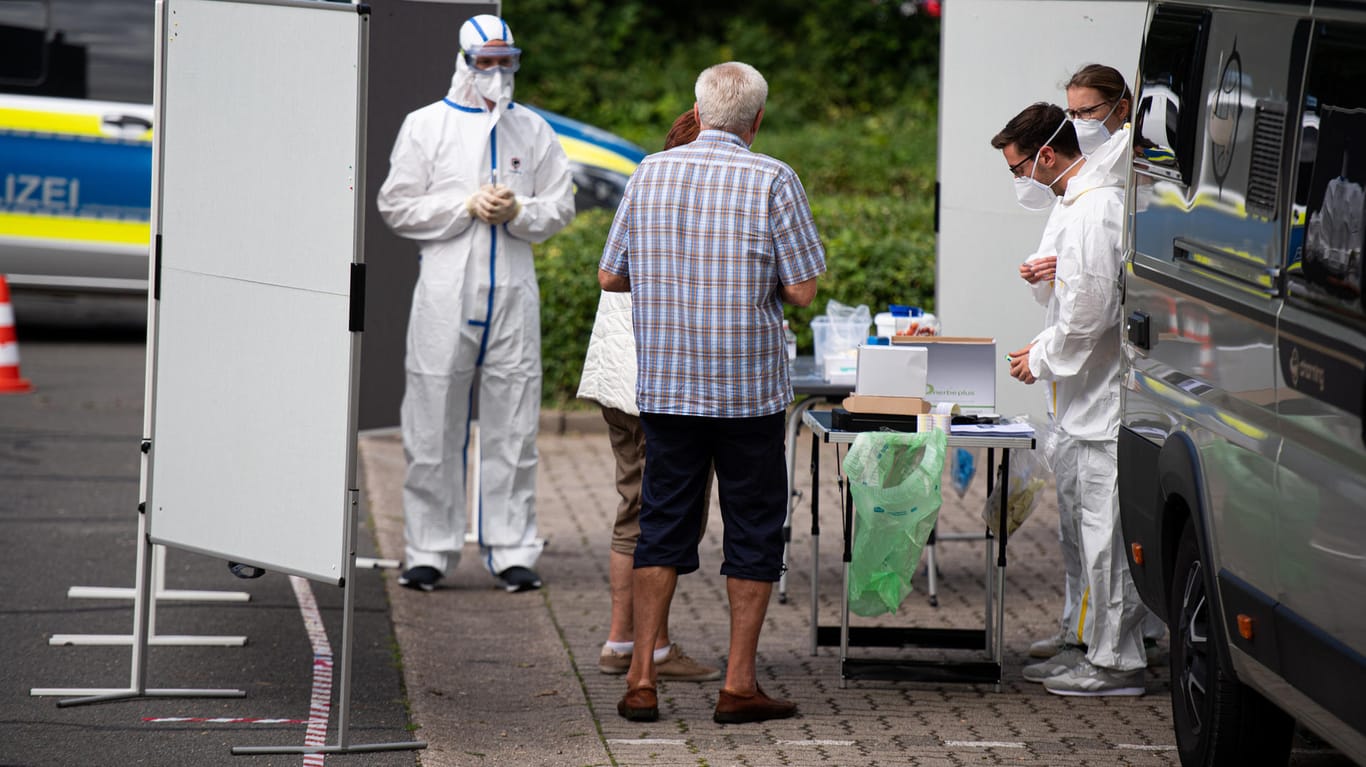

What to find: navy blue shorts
left=635, top=411, right=787, bottom=581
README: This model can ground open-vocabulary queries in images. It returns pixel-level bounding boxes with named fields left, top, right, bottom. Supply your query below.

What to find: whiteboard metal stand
left=31, top=490, right=248, bottom=704
left=52, top=544, right=249, bottom=647
left=355, top=555, right=401, bottom=570
left=29, top=461, right=246, bottom=699
left=66, top=545, right=251, bottom=603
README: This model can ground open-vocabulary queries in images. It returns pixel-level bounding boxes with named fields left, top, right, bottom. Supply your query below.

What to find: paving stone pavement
left=358, top=410, right=1184, bottom=767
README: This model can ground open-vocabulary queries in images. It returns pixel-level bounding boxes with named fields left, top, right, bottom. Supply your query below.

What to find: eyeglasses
left=1008, top=152, right=1035, bottom=178
left=1066, top=100, right=1113, bottom=120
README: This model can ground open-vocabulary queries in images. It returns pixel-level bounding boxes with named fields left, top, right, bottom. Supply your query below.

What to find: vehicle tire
left=1169, top=520, right=1293, bottom=766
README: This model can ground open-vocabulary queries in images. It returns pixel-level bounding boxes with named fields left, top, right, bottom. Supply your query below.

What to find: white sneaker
left=1022, top=645, right=1086, bottom=683
left=1043, top=658, right=1145, bottom=697
left=1028, top=631, right=1076, bottom=659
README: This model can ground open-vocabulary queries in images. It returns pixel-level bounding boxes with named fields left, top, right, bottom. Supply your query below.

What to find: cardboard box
left=855, top=345, right=928, bottom=397
left=889, top=336, right=996, bottom=412
left=842, top=394, right=930, bottom=415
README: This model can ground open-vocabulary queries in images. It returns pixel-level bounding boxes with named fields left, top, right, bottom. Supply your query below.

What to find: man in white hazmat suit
left=993, top=102, right=1147, bottom=696
left=377, top=14, right=575, bottom=593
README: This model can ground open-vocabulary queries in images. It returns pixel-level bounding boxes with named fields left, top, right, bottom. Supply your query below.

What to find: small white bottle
left=783, top=319, right=797, bottom=361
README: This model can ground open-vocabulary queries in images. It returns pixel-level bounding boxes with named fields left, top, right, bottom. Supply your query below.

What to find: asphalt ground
left=1, top=292, right=1354, bottom=766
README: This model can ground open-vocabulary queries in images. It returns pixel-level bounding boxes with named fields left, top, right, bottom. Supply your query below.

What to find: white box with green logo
left=890, top=337, right=996, bottom=413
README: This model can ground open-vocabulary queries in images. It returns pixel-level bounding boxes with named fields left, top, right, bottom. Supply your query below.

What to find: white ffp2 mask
left=1072, top=118, right=1112, bottom=155
left=1072, top=99, right=1119, bottom=154
left=1014, top=175, right=1057, bottom=211
left=474, top=71, right=513, bottom=106
left=1011, top=116, right=1083, bottom=211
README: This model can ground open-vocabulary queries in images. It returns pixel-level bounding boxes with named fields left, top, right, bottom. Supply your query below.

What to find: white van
left=1119, top=1, right=1366, bottom=765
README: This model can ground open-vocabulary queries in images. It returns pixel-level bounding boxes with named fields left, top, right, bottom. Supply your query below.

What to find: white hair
left=694, top=62, right=768, bottom=135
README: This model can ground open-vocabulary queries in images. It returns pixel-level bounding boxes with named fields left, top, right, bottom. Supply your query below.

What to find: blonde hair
left=695, top=62, right=767, bottom=135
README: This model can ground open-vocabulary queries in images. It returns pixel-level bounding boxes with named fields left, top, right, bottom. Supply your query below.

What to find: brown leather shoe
left=617, top=685, right=659, bottom=722
left=713, top=684, right=797, bottom=724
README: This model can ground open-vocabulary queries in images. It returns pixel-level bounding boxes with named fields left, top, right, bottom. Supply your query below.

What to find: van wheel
left=1169, top=520, right=1292, bottom=766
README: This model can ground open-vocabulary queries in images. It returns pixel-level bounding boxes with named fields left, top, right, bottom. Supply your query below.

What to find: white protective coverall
left=1024, top=126, right=1147, bottom=672
left=377, top=53, right=575, bottom=577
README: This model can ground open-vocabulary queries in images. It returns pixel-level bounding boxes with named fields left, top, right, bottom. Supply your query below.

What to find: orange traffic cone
left=0, top=275, right=33, bottom=394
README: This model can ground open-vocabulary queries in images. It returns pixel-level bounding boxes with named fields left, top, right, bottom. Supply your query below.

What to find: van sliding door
left=1125, top=5, right=1305, bottom=596
left=1273, top=19, right=1366, bottom=730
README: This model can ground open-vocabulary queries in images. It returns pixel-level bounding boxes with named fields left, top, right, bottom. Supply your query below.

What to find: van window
left=0, top=0, right=152, bottom=103
left=1134, top=6, right=1209, bottom=186
left=1288, top=22, right=1366, bottom=320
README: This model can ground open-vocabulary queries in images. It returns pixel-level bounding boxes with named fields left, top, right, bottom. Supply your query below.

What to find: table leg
left=984, top=447, right=995, bottom=658
left=808, top=430, right=821, bottom=656
left=781, top=398, right=822, bottom=604
left=995, top=448, right=1011, bottom=691
left=839, top=473, right=852, bottom=689
left=925, top=527, right=939, bottom=607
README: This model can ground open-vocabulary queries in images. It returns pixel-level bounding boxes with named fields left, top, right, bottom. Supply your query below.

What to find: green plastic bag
left=843, top=429, right=948, bottom=616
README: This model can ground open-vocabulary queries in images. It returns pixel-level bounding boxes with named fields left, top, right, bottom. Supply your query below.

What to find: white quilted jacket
left=576, top=290, right=639, bottom=416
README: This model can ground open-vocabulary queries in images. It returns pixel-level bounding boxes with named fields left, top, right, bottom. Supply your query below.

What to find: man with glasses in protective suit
left=992, top=102, right=1148, bottom=697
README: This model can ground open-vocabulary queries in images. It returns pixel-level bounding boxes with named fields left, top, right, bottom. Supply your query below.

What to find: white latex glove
left=483, top=184, right=521, bottom=225
left=465, top=184, right=501, bottom=224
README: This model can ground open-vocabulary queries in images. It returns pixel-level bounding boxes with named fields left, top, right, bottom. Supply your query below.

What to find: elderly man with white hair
left=599, top=61, right=826, bottom=724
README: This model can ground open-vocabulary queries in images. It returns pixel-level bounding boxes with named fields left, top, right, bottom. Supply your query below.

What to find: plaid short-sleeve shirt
left=599, top=130, right=826, bottom=418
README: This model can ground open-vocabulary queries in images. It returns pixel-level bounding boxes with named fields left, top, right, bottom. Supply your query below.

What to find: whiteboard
left=936, top=0, right=1147, bottom=423
left=147, top=0, right=368, bottom=584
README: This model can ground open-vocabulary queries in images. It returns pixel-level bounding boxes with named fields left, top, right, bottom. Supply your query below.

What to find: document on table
left=950, top=422, right=1035, bottom=436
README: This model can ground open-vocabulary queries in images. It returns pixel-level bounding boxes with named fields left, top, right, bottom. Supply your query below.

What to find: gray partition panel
left=148, top=0, right=367, bottom=584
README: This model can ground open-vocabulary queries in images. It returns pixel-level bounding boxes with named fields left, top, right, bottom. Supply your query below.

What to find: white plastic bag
left=980, top=416, right=1049, bottom=536
left=824, top=299, right=872, bottom=353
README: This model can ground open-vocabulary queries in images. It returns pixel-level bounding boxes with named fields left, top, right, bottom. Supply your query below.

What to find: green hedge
left=510, top=1, right=940, bottom=140
left=515, top=2, right=944, bottom=407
